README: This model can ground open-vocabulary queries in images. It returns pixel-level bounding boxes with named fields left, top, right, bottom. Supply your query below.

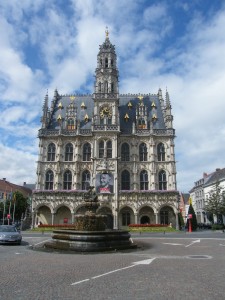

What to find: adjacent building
left=32, top=31, right=179, bottom=229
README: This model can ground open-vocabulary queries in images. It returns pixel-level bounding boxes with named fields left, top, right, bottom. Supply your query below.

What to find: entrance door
left=140, top=216, right=150, bottom=224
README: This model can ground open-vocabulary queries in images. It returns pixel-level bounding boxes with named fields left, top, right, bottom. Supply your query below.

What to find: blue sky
left=0, top=0, right=225, bottom=192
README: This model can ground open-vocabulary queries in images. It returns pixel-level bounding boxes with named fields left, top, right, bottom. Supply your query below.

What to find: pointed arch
left=82, top=170, right=90, bottom=190
left=65, top=143, right=73, bottom=161
left=140, top=170, right=149, bottom=190
left=83, top=142, right=91, bottom=161
left=157, top=142, right=165, bottom=161
left=139, top=142, right=147, bottom=161
left=121, top=142, right=130, bottom=161
left=121, top=170, right=130, bottom=190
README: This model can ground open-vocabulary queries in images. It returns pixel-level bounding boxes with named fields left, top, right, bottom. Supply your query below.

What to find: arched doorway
left=140, top=215, right=150, bottom=224
left=36, top=205, right=51, bottom=226
left=54, top=206, right=72, bottom=224
left=119, top=206, right=134, bottom=227
left=159, top=206, right=175, bottom=226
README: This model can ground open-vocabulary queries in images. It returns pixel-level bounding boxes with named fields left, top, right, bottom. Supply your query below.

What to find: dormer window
left=67, top=118, right=75, bottom=130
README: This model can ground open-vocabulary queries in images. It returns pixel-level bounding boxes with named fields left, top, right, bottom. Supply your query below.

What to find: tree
left=187, top=204, right=198, bottom=231
left=204, top=181, right=225, bottom=224
left=13, top=191, right=29, bottom=221
left=178, top=212, right=184, bottom=230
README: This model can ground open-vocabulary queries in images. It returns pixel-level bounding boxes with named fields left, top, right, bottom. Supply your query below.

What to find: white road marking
left=219, top=244, right=225, bottom=246
left=71, top=279, right=90, bottom=285
left=32, top=239, right=52, bottom=246
left=163, top=243, right=183, bottom=246
left=185, top=239, right=200, bottom=248
left=71, top=258, right=155, bottom=286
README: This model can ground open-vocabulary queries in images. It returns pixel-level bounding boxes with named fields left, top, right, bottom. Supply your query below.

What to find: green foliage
left=187, top=204, right=198, bottom=231
left=4, top=191, right=29, bottom=221
left=212, top=224, right=224, bottom=231
left=204, top=181, right=225, bottom=224
left=178, top=212, right=184, bottom=229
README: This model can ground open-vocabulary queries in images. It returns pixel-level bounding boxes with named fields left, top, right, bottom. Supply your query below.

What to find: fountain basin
left=44, top=229, right=137, bottom=252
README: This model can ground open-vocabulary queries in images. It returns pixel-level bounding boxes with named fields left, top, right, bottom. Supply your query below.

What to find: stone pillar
left=114, top=211, right=118, bottom=229
left=155, top=213, right=159, bottom=224
left=175, top=212, right=179, bottom=230
left=51, top=213, right=55, bottom=225
left=31, top=211, right=36, bottom=229
left=134, top=213, right=138, bottom=224
left=72, top=212, right=75, bottom=224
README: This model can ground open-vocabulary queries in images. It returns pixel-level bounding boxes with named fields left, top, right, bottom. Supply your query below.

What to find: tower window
left=122, top=212, right=131, bottom=226
left=121, top=170, right=130, bottom=190
left=139, top=143, right=147, bottom=161
left=65, top=143, right=73, bottom=161
left=105, top=58, right=108, bottom=68
left=111, top=59, right=114, bottom=67
left=111, top=83, right=114, bottom=93
left=140, top=170, right=148, bottom=190
left=67, top=118, right=75, bottom=130
left=47, top=143, right=56, bottom=161
left=45, top=170, right=54, bottom=190
left=99, top=141, right=104, bottom=158
left=106, top=141, right=112, bottom=158
left=157, top=143, right=165, bottom=161
left=83, top=143, right=91, bottom=161
left=82, top=170, right=90, bottom=190
left=63, top=170, right=72, bottom=190
left=121, top=143, right=130, bottom=161
left=159, top=170, right=167, bottom=190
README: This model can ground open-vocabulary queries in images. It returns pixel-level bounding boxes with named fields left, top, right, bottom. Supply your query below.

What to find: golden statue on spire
left=105, top=26, right=109, bottom=38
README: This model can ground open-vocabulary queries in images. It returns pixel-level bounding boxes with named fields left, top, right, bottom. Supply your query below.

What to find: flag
left=189, top=197, right=192, bottom=205
left=3, top=192, right=7, bottom=201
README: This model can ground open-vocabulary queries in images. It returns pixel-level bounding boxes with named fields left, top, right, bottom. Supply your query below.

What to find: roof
left=0, top=180, right=33, bottom=198
left=204, top=168, right=225, bottom=187
left=46, top=93, right=167, bottom=134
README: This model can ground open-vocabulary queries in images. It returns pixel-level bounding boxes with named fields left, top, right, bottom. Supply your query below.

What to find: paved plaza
left=0, top=231, right=225, bottom=300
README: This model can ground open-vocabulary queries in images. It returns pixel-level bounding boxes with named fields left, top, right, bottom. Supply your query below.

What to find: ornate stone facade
left=32, top=31, right=179, bottom=229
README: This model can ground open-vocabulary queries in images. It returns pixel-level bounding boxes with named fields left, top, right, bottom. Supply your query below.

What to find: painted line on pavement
left=185, top=239, right=200, bottom=248
left=71, top=258, right=155, bottom=286
left=163, top=243, right=183, bottom=246
left=32, top=239, right=52, bottom=246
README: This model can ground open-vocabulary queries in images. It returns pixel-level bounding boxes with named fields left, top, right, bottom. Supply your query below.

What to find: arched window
left=111, top=83, right=114, bottom=93
left=83, top=143, right=91, bottom=161
left=111, top=59, right=114, bottom=67
left=65, top=143, right=73, bottom=161
left=105, top=57, right=108, bottom=68
left=104, top=81, right=108, bottom=93
left=47, top=143, right=56, bottom=161
left=157, top=143, right=165, bottom=161
left=139, top=143, right=147, bottom=161
left=122, top=212, right=131, bottom=226
left=106, top=140, right=112, bottom=158
left=63, top=170, right=72, bottom=190
left=159, top=170, right=167, bottom=190
left=98, top=82, right=101, bottom=92
left=121, top=170, right=130, bottom=190
left=67, top=118, right=75, bottom=130
left=82, top=170, right=90, bottom=190
left=140, top=170, right=148, bottom=190
left=99, top=141, right=104, bottom=158
left=45, top=170, right=54, bottom=190
left=121, top=143, right=130, bottom=161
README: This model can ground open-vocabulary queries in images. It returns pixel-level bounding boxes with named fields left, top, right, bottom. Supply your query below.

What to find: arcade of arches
left=34, top=204, right=177, bottom=228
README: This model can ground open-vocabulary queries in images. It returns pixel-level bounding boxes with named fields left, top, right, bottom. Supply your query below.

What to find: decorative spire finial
left=105, top=26, right=109, bottom=39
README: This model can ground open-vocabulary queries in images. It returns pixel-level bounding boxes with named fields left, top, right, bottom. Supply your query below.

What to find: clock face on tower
left=100, top=107, right=112, bottom=118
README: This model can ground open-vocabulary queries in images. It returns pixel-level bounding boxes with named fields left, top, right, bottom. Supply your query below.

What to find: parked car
left=0, top=225, right=22, bottom=245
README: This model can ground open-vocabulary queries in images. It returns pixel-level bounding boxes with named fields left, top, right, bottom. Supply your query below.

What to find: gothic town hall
left=32, top=32, right=179, bottom=229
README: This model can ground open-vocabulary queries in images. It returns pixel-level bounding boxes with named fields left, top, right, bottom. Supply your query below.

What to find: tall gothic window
left=121, top=170, right=130, bottom=190
left=47, top=143, right=56, bottom=161
left=99, top=141, right=104, bottom=158
left=83, top=143, right=91, bottom=161
left=45, top=170, right=54, bottom=190
left=82, top=170, right=90, bottom=190
left=157, top=143, right=165, bottom=161
left=159, top=170, right=167, bottom=190
left=67, top=118, right=75, bottom=130
left=98, top=82, right=101, bottom=92
left=111, top=83, right=114, bottom=93
left=106, top=141, right=112, bottom=158
left=139, top=143, right=147, bottom=161
left=140, top=170, right=148, bottom=190
left=63, top=170, right=72, bottom=190
left=121, top=143, right=130, bottom=161
left=65, top=143, right=73, bottom=161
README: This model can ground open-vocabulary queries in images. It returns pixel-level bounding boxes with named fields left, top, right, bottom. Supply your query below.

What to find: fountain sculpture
left=43, top=187, right=136, bottom=252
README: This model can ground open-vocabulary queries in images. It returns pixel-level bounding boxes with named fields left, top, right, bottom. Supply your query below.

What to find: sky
left=0, top=0, right=225, bottom=192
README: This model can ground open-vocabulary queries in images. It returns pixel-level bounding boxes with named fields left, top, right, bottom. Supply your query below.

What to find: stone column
left=175, top=212, right=179, bottom=230
left=51, top=213, right=55, bottom=225
left=72, top=212, right=75, bottom=224
left=31, top=211, right=36, bottom=229
left=114, top=211, right=118, bottom=229
left=155, top=213, right=159, bottom=224
left=134, top=213, right=138, bottom=224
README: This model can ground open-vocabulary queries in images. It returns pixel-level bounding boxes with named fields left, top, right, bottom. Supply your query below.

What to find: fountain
left=43, top=187, right=136, bottom=252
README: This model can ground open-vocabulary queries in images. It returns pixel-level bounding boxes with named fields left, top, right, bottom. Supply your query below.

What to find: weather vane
left=105, top=26, right=109, bottom=38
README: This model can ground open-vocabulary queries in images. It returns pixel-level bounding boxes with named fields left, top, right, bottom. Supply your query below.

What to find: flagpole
left=12, top=193, right=16, bottom=224
left=8, top=200, right=11, bottom=225
left=3, top=201, right=6, bottom=225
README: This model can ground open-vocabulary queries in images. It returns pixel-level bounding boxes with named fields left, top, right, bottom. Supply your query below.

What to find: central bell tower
left=93, top=28, right=120, bottom=127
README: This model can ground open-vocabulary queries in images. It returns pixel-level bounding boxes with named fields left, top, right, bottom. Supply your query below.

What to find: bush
left=212, top=224, right=224, bottom=231
left=128, top=224, right=169, bottom=228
